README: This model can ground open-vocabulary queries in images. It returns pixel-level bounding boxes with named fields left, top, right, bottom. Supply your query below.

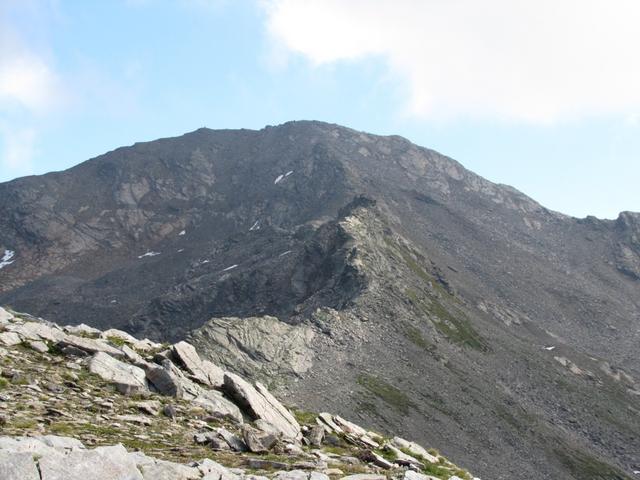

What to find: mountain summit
left=1, top=121, right=639, bottom=479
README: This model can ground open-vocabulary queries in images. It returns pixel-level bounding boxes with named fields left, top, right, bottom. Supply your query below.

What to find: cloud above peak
left=263, top=0, right=640, bottom=123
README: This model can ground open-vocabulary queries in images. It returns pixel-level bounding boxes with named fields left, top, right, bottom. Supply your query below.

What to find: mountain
left=0, top=121, right=639, bottom=479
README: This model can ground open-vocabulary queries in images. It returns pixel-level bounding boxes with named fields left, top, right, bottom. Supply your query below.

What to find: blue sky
left=1, top=0, right=639, bottom=219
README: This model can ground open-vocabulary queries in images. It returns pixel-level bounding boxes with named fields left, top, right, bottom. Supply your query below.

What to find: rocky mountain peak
left=1, top=122, right=639, bottom=479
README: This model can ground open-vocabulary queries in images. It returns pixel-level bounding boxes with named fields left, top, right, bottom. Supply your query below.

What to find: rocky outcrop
left=189, top=317, right=315, bottom=380
left=173, top=341, right=225, bottom=388
left=0, top=308, right=480, bottom=480
left=223, top=372, right=302, bottom=441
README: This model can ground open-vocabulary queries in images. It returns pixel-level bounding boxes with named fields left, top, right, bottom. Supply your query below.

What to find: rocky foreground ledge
left=0, top=307, right=478, bottom=480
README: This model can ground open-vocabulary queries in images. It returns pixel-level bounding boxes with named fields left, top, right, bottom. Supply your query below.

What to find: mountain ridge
left=0, top=121, right=639, bottom=479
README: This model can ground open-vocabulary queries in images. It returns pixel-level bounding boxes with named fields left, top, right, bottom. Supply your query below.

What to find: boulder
left=192, top=389, right=243, bottom=423
left=223, top=372, right=301, bottom=440
left=89, top=352, right=148, bottom=395
left=307, top=425, right=325, bottom=447
left=273, top=471, right=312, bottom=480
left=146, top=365, right=184, bottom=398
left=131, top=451, right=201, bottom=480
left=384, top=444, right=423, bottom=468
left=216, top=427, right=248, bottom=452
left=63, top=324, right=101, bottom=336
left=197, top=458, right=240, bottom=480
left=38, top=444, right=144, bottom=480
left=6, top=321, right=66, bottom=343
left=404, top=471, right=441, bottom=480
left=57, top=335, right=123, bottom=357
left=391, top=437, right=438, bottom=464
left=242, top=424, right=279, bottom=453
left=101, top=328, right=159, bottom=352
left=28, top=340, right=49, bottom=353
left=172, top=341, right=224, bottom=387
left=0, top=331, right=22, bottom=346
left=0, top=306, right=14, bottom=324
left=0, top=451, right=40, bottom=480
left=135, top=400, right=162, bottom=416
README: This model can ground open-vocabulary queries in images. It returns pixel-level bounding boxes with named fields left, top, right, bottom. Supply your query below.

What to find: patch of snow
left=222, top=264, right=238, bottom=272
left=543, top=346, right=556, bottom=351
left=274, top=174, right=284, bottom=184
left=178, top=230, right=186, bottom=236
left=0, top=249, right=15, bottom=269
left=249, top=220, right=260, bottom=231
left=279, top=250, right=292, bottom=257
left=137, top=251, right=161, bottom=259
left=285, top=170, right=294, bottom=177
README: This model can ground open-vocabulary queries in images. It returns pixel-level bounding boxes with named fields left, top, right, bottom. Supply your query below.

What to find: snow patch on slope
left=0, top=250, right=15, bottom=269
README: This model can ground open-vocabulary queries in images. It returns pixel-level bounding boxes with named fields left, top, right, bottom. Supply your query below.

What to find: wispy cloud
left=263, top=0, right=640, bottom=123
left=0, top=6, right=64, bottom=176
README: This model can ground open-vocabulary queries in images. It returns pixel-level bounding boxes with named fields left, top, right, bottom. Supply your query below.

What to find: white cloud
left=0, top=54, right=59, bottom=113
left=263, top=0, right=640, bottom=123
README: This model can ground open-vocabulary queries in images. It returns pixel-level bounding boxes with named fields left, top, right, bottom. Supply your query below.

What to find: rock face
left=188, top=317, right=315, bottom=380
left=0, top=121, right=639, bottom=479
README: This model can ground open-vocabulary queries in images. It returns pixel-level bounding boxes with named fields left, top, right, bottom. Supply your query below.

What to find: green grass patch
left=406, top=289, right=488, bottom=351
left=291, top=408, right=317, bottom=425
left=357, top=374, right=414, bottom=414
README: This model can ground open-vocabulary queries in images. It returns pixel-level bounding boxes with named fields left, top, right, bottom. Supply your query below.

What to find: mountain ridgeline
left=0, top=121, right=639, bottom=479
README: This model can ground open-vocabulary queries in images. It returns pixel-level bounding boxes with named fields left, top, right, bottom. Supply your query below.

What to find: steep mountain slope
left=0, top=121, right=639, bottom=479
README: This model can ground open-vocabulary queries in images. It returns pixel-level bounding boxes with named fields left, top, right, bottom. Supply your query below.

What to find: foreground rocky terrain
left=0, top=306, right=476, bottom=480
left=1, top=121, right=639, bottom=478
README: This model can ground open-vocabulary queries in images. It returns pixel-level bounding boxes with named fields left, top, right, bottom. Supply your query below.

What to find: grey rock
left=390, top=437, right=437, bottom=464
left=194, top=431, right=218, bottom=445
left=135, top=400, right=161, bottom=416
left=57, top=335, right=123, bottom=357
left=115, top=414, right=152, bottom=426
left=273, top=471, right=310, bottom=480
left=307, top=425, right=325, bottom=447
left=88, top=351, right=147, bottom=395
left=223, top=372, right=301, bottom=440
left=38, top=444, right=143, bottom=480
left=245, top=458, right=290, bottom=471
left=0, top=332, right=21, bottom=347
left=0, top=451, right=40, bottom=480
left=5, top=321, right=65, bottom=343
left=172, top=340, right=224, bottom=387
left=145, top=363, right=184, bottom=398
left=242, top=424, right=278, bottom=453
left=216, top=427, right=247, bottom=452
left=189, top=316, right=315, bottom=379
left=196, top=458, right=239, bottom=480
left=0, top=307, right=14, bottom=324
left=404, top=472, right=440, bottom=480
left=63, top=323, right=101, bottom=336
left=27, top=340, right=49, bottom=353
left=130, top=451, right=201, bottom=480
left=162, top=404, right=177, bottom=420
